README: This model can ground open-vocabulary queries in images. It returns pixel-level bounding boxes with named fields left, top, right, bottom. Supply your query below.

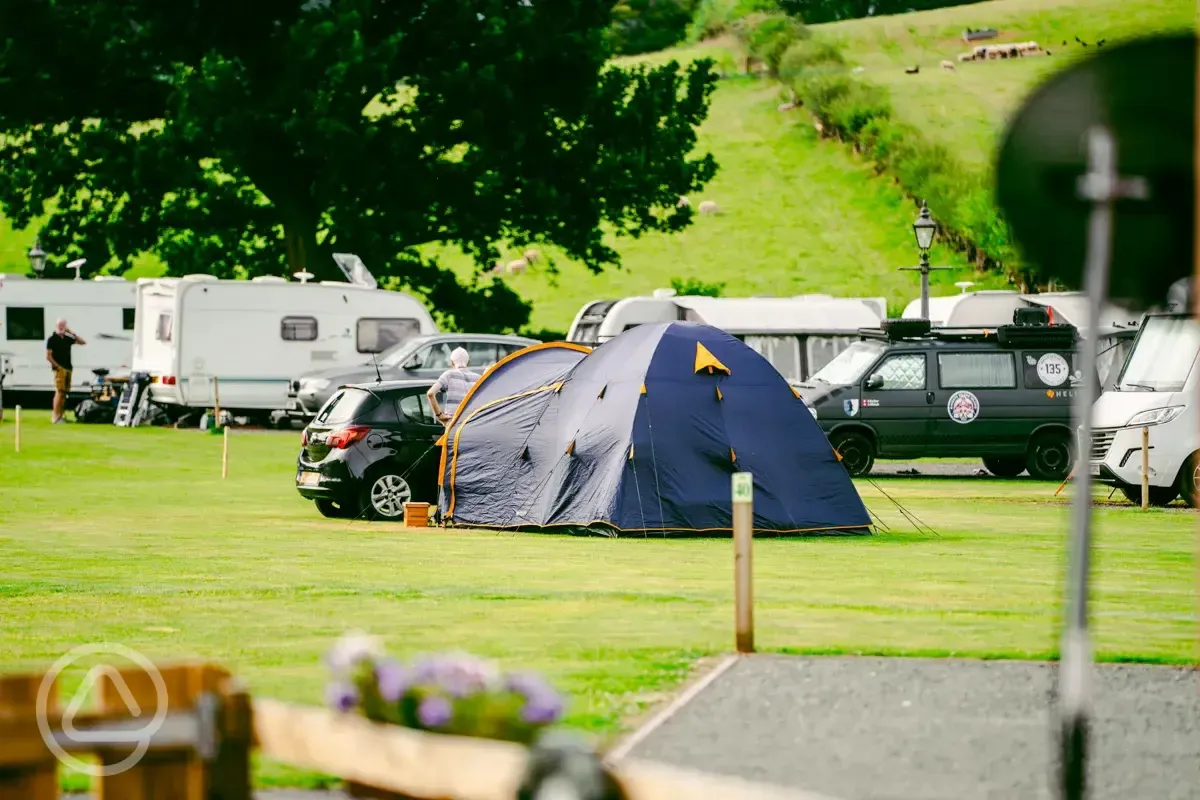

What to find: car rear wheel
left=314, top=498, right=355, bottom=519
left=1177, top=452, right=1200, bottom=508
left=364, top=471, right=412, bottom=521
left=831, top=431, right=874, bottom=477
left=1119, top=485, right=1179, bottom=507
left=1026, top=432, right=1072, bottom=481
left=982, top=457, right=1026, bottom=478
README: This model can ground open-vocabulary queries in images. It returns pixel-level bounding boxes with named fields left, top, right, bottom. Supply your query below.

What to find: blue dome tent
left=437, top=322, right=871, bottom=536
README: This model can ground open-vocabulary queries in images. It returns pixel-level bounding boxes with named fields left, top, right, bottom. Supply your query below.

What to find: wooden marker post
left=213, top=376, right=221, bottom=430
left=13, top=405, right=20, bottom=453
left=732, top=471, right=754, bottom=653
left=1141, top=426, right=1150, bottom=510
left=222, top=425, right=230, bottom=479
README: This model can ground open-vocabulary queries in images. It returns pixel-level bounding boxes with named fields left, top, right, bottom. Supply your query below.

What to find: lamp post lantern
left=898, top=201, right=949, bottom=319
left=27, top=239, right=46, bottom=278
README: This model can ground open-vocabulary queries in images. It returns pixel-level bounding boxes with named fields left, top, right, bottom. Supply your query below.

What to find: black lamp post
left=28, top=238, right=46, bottom=278
left=899, top=201, right=948, bottom=320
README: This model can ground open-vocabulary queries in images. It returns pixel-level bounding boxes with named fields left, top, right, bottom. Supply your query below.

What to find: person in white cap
left=427, top=346, right=481, bottom=426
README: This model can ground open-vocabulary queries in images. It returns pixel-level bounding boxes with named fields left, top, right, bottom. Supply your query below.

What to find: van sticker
left=1036, top=353, right=1070, bottom=386
left=947, top=390, right=980, bottom=424
left=862, top=398, right=879, bottom=408
left=843, top=398, right=860, bottom=417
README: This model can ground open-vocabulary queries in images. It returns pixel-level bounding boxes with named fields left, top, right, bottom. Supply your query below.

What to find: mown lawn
left=820, top=0, right=1195, bottom=169
left=0, top=411, right=1194, bottom=787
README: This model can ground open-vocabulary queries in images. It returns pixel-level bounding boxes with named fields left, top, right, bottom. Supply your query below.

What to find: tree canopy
left=0, top=0, right=718, bottom=330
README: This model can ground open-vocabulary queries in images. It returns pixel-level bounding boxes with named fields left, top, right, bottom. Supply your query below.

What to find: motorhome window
left=356, top=318, right=421, bottom=354
left=281, top=316, right=318, bottom=342
left=315, top=388, right=376, bottom=426
left=156, top=313, right=173, bottom=342
left=744, top=335, right=802, bottom=383
left=123, top=308, right=136, bottom=331
left=5, top=307, right=44, bottom=341
left=398, top=392, right=436, bottom=425
left=874, top=354, right=926, bottom=390
left=808, top=340, right=886, bottom=385
left=938, top=352, right=1016, bottom=389
left=805, top=336, right=854, bottom=377
left=1118, top=315, right=1200, bottom=392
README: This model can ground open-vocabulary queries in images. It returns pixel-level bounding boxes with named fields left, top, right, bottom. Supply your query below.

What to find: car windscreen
left=1117, top=316, right=1200, bottom=392
left=808, top=340, right=886, bottom=385
left=314, top=388, right=379, bottom=426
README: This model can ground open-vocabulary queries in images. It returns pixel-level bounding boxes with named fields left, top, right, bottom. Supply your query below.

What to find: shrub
left=825, top=81, right=890, bottom=137
left=778, top=37, right=845, bottom=84
left=687, top=0, right=783, bottom=42
left=734, top=13, right=810, bottom=75
left=670, top=276, right=725, bottom=296
left=520, top=327, right=568, bottom=343
left=607, top=0, right=698, bottom=56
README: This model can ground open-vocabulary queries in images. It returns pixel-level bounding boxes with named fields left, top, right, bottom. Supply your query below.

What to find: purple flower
left=413, top=653, right=498, bottom=698
left=325, top=631, right=384, bottom=677
left=520, top=690, right=564, bottom=725
left=375, top=659, right=409, bottom=703
left=417, top=694, right=454, bottom=728
left=505, top=671, right=552, bottom=699
left=325, top=680, right=359, bottom=713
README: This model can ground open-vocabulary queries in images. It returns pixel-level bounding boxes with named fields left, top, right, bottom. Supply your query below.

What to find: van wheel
left=1026, top=432, right=1073, bottom=481
left=363, top=471, right=412, bottom=521
left=315, top=498, right=354, bottom=519
left=1119, top=485, right=1179, bottom=507
left=1177, top=452, right=1200, bottom=508
left=982, top=457, right=1026, bottom=478
left=831, top=432, right=875, bottom=477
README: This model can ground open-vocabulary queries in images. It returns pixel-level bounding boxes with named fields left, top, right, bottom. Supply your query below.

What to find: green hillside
left=822, top=0, right=1194, bottom=169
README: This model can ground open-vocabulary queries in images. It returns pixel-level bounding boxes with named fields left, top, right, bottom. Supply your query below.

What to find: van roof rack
left=861, top=317, right=1079, bottom=348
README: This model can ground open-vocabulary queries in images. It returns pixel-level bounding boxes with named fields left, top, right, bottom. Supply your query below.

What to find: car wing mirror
left=865, top=374, right=884, bottom=390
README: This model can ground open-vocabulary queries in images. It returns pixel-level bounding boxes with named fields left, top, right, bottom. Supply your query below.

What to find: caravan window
left=281, top=316, right=318, bottom=342
left=743, top=335, right=802, bottom=383
left=156, top=313, right=173, bottom=342
left=357, top=318, right=421, bottom=354
left=806, top=336, right=853, bottom=377
left=123, top=308, right=136, bottom=331
left=5, top=307, right=44, bottom=341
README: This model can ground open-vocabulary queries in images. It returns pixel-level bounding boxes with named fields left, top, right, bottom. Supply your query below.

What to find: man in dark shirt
left=46, top=318, right=86, bottom=424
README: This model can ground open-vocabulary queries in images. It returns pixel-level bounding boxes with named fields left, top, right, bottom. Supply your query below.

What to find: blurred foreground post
left=732, top=472, right=754, bottom=653
left=222, top=426, right=230, bottom=479
left=213, top=376, right=221, bottom=430
left=14, top=405, right=20, bottom=452
left=1140, top=427, right=1150, bottom=509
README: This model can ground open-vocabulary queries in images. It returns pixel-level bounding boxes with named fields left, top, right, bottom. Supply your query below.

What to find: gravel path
left=624, top=655, right=1200, bottom=800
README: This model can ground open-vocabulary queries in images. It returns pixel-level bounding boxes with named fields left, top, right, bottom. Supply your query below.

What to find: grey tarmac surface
left=625, top=655, right=1200, bottom=800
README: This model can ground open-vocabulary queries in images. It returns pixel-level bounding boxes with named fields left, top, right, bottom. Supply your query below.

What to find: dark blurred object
left=1012, top=306, right=1051, bottom=326
left=1166, top=276, right=1193, bottom=312
left=516, top=733, right=629, bottom=800
left=996, top=33, right=1195, bottom=312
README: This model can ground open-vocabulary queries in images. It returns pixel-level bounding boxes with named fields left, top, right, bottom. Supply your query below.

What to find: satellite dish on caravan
left=331, top=253, right=378, bottom=289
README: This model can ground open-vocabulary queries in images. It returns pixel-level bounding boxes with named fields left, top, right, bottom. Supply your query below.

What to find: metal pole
left=732, top=472, right=754, bottom=653
left=1140, top=427, right=1150, bottom=510
left=1058, top=125, right=1119, bottom=800
left=919, top=252, right=931, bottom=320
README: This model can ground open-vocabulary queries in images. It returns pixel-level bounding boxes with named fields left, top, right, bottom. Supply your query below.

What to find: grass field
left=1, top=411, right=1194, bottom=788
left=821, top=0, right=1195, bottom=169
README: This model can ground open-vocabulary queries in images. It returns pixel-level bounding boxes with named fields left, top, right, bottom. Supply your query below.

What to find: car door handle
left=926, top=392, right=935, bottom=405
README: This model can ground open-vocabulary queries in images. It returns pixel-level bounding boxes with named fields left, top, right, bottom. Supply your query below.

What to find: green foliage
left=780, top=0, right=979, bottom=24
left=0, top=0, right=718, bottom=332
left=686, top=0, right=784, bottom=42
left=520, top=327, right=569, bottom=343
left=608, top=0, right=698, bottom=55
left=669, top=276, right=725, bottom=296
left=733, top=13, right=810, bottom=75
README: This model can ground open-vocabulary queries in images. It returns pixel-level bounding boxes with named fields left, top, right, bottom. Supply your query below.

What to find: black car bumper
left=296, top=459, right=355, bottom=501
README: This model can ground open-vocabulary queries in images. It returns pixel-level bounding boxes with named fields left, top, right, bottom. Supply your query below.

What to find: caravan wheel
left=364, top=472, right=412, bottom=521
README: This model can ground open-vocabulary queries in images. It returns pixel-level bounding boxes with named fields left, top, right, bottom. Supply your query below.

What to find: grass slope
left=821, top=0, right=1195, bottom=169
left=1, top=412, right=1194, bottom=788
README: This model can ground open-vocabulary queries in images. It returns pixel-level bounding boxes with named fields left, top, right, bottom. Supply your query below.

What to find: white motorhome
left=133, top=266, right=437, bottom=417
left=1089, top=312, right=1200, bottom=507
left=565, top=290, right=886, bottom=383
left=0, top=273, right=136, bottom=397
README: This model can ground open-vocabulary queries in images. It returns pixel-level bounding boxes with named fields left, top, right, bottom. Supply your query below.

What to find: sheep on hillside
left=506, top=258, right=528, bottom=275
left=940, top=59, right=955, bottom=70
left=677, top=196, right=691, bottom=208
left=523, top=248, right=540, bottom=264
left=698, top=200, right=720, bottom=216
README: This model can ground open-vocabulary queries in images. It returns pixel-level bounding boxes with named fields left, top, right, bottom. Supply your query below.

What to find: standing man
left=46, top=318, right=85, bottom=424
left=427, top=347, right=481, bottom=426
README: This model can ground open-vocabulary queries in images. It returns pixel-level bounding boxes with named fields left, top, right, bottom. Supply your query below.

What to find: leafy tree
left=0, top=0, right=718, bottom=331
left=607, top=0, right=697, bottom=56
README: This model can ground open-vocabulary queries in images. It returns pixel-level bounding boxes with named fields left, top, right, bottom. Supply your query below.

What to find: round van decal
left=947, top=390, right=980, bottom=424
left=1036, top=353, right=1070, bottom=387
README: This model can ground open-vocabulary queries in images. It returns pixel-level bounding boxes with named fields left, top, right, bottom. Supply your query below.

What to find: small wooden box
left=404, top=502, right=431, bottom=528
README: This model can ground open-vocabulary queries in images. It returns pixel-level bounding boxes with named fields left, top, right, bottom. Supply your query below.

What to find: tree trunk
left=282, top=210, right=337, bottom=281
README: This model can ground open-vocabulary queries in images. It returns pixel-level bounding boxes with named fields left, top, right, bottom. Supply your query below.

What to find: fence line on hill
left=0, top=661, right=831, bottom=800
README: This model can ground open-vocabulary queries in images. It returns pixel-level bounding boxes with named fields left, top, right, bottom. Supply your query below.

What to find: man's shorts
left=53, top=367, right=71, bottom=393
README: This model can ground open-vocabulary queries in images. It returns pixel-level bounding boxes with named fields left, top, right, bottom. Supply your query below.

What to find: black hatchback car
left=296, top=380, right=445, bottom=520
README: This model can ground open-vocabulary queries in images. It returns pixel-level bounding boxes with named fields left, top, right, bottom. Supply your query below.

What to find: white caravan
left=565, top=289, right=886, bottom=383
left=0, top=273, right=136, bottom=396
left=1089, top=312, right=1200, bottom=507
left=133, top=258, right=437, bottom=416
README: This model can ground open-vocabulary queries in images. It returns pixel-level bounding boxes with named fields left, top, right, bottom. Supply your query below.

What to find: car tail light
left=301, top=428, right=309, bottom=446
left=326, top=426, right=370, bottom=449
left=161, top=375, right=177, bottom=386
